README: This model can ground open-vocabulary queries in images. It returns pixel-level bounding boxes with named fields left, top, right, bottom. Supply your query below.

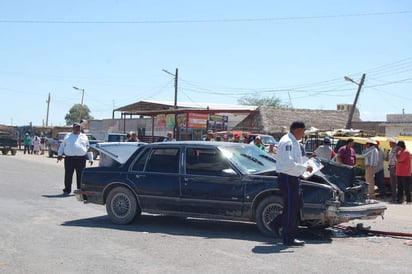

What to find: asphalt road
left=1, top=152, right=412, bottom=273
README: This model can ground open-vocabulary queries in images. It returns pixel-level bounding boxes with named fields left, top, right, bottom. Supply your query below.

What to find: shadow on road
left=42, top=193, right=74, bottom=198
left=61, top=214, right=333, bottom=247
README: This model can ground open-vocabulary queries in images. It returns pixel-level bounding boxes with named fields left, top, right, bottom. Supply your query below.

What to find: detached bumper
left=329, top=201, right=387, bottom=223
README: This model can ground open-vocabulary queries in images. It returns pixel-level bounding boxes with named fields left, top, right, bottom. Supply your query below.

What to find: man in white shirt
left=362, top=139, right=379, bottom=198
left=57, top=123, right=93, bottom=195
left=313, top=137, right=336, bottom=160
left=270, top=121, right=313, bottom=246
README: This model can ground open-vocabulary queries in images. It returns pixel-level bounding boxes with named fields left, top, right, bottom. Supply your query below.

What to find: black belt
left=66, top=155, right=86, bottom=158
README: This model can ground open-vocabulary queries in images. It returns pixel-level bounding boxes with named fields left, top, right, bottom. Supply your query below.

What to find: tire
left=106, top=186, right=140, bottom=225
left=1, top=149, right=7, bottom=155
left=11, top=149, right=16, bottom=155
left=255, top=195, right=283, bottom=237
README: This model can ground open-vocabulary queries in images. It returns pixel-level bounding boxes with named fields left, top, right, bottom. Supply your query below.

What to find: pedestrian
left=205, top=130, right=215, bottom=141
left=57, top=123, right=93, bottom=195
left=374, top=141, right=386, bottom=199
left=127, top=131, right=139, bottom=142
left=395, top=141, right=411, bottom=204
left=362, top=139, right=379, bottom=198
left=313, top=137, right=336, bottom=160
left=233, top=133, right=241, bottom=143
left=269, top=121, right=313, bottom=246
left=23, top=132, right=31, bottom=155
left=385, top=138, right=398, bottom=203
left=163, top=131, right=176, bottom=142
left=40, top=135, right=46, bottom=155
left=253, top=136, right=266, bottom=150
left=337, top=138, right=356, bottom=166
left=32, top=135, right=41, bottom=155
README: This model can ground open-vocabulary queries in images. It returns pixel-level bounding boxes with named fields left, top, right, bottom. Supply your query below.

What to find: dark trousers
left=23, top=144, right=31, bottom=154
left=272, top=173, right=302, bottom=244
left=63, top=156, right=86, bottom=193
left=397, top=176, right=411, bottom=203
left=374, top=169, right=386, bottom=199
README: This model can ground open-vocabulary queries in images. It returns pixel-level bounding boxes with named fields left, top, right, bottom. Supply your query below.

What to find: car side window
left=186, top=148, right=229, bottom=176
left=145, top=148, right=180, bottom=173
left=131, top=148, right=151, bottom=171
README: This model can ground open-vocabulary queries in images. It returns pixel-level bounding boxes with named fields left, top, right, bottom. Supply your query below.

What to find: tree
left=64, top=104, right=94, bottom=126
left=237, top=93, right=287, bottom=107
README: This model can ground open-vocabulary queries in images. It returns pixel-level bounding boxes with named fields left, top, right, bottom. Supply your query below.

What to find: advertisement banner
left=188, top=113, right=208, bottom=128
left=156, top=114, right=166, bottom=129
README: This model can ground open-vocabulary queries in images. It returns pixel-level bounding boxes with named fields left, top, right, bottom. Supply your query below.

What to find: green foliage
left=237, top=93, right=286, bottom=107
left=64, top=104, right=94, bottom=126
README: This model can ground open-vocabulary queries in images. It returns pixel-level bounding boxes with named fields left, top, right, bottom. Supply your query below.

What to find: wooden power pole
left=345, top=73, right=366, bottom=129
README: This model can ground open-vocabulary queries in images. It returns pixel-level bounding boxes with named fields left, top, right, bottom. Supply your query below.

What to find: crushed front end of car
left=300, top=159, right=386, bottom=227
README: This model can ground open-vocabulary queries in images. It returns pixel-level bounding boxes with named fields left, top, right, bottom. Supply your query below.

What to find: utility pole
left=45, top=92, right=50, bottom=126
left=345, top=73, right=366, bottom=129
left=162, top=68, right=179, bottom=139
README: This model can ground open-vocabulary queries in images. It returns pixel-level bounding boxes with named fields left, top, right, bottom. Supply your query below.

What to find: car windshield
left=219, top=144, right=276, bottom=174
left=260, top=135, right=278, bottom=145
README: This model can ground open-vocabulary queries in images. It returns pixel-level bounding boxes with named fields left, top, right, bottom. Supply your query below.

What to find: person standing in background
left=395, top=141, right=411, bottom=204
left=385, top=138, right=398, bottom=203
left=362, top=140, right=379, bottom=198
left=374, top=141, right=386, bottom=199
left=163, top=131, right=176, bottom=142
left=23, top=133, right=31, bottom=155
left=337, top=138, right=356, bottom=166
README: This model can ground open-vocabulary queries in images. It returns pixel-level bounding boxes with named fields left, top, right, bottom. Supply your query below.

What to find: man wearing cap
left=270, top=121, right=313, bottom=246
left=395, top=141, right=411, bottom=204
left=385, top=138, right=398, bottom=203
left=205, top=130, right=215, bottom=141
left=57, top=123, right=93, bottom=195
left=253, top=136, right=266, bottom=150
left=163, top=131, right=176, bottom=142
left=313, top=137, right=336, bottom=160
left=362, top=139, right=379, bottom=198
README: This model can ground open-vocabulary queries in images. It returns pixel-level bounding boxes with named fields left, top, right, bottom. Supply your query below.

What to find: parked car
left=47, top=132, right=100, bottom=159
left=104, top=133, right=128, bottom=142
left=74, top=141, right=386, bottom=237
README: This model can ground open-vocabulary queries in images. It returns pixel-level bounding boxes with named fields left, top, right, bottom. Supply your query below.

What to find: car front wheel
left=255, top=196, right=283, bottom=237
left=106, top=186, right=140, bottom=225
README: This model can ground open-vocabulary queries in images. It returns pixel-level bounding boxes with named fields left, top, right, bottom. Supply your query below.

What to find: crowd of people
left=22, top=132, right=47, bottom=155
left=312, top=136, right=411, bottom=204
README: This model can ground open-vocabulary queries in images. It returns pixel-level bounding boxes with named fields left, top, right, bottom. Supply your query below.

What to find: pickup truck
left=46, top=132, right=100, bottom=159
left=0, top=134, right=18, bottom=155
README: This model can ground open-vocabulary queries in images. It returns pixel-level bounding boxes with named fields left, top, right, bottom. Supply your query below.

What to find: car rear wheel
left=255, top=196, right=283, bottom=237
left=106, top=186, right=140, bottom=225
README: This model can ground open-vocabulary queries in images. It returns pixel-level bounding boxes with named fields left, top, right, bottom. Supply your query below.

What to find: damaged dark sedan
left=74, top=141, right=386, bottom=237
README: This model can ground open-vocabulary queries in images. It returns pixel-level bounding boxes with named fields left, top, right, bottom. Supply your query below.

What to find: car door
left=181, top=146, right=244, bottom=217
left=128, top=146, right=182, bottom=212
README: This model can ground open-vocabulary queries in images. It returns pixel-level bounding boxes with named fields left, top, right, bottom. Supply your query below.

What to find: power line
left=0, top=10, right=411, bottom=24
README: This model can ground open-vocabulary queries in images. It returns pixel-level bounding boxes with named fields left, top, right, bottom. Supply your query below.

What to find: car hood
left=92, top=142, right=146, bottom=165
left=317, top=159, right=358, bottom=189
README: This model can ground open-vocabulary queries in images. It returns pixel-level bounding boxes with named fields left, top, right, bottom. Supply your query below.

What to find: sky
left=1, top=0, right=411, bottom=126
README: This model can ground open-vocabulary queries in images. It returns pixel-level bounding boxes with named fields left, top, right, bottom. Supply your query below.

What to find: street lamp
left=344, top=74, right=366, bottom=129
left=73, top=86, right=85, bottom=122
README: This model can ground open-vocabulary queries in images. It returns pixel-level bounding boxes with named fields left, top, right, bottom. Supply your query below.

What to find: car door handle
left=135, top=175, right=146, bottom=179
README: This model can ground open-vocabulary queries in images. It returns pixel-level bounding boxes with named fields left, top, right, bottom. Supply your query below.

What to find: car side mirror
left=222, top=168, right=237, bottom=176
